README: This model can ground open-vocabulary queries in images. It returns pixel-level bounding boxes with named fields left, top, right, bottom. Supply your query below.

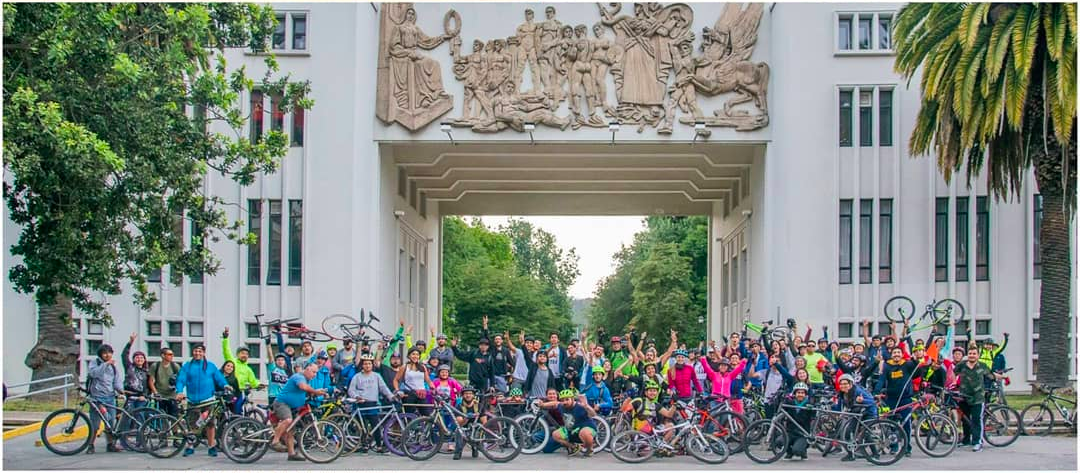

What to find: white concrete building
left=4, top=2, right=1074, bottom=390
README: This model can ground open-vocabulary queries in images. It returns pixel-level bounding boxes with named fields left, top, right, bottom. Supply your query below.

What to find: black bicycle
left=322, top=309, right=386, bottom=343
left=882, top=296, right=967, bottom=333
left=39, top=387, right=160, bottom=455
left=1021, top=384, right=1078, bottom=436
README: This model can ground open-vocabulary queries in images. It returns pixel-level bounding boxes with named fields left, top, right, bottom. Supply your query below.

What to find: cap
left=436, top=333, right=447, bottom=340
left=478, top=337, right=490, bottom=344
left=415, top=339, right=427, bottom=346
left=317, top=350, right=329, bottom=359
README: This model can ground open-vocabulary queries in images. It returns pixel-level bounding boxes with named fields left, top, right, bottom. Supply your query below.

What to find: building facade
left=4, top=2, right=1074, bottom=389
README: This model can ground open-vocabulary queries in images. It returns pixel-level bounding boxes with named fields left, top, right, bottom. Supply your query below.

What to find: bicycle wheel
left=220, top=417, right=271, bottom=464
left=711, top=410, right=748, bottom=454
left=686, top=427, right=730, bottom=464
left=139, top=413, right=187, bottom=458
left=1021, top=403, right=1054, bottom=436
left=324, top=413, right=363, bottom=454
left=742, top=419, right=787, bottom=464
left=401, top=416, right=443, bottom=461
left=477, top=416, right=524, bottom=463
left=858, top=419, right=907, bottom=466
left=914, top=413, right=958, bottom=458
left=883, top=296, right=916, bottom=323
left=382, top=412, right=417, bottom=456
left=39, top=409, right=93, bottom=456
left=983, top=404, right=1021, bottom=447
left=609, top=412, right=632, bottom=436
left=592, top=415, right=611, bottom=451
left=610, top=430, right=655, bottom=463
left=512, top=413, right=550, bottom=454
left=934, top=298, right=966, bottom=325
left=299, top=420, right=345, bottom=463
left=813, top=414, right=845, bottom=455
left=769, top=326, right=790, bottom=341
left=118, top=406, right=159, bottom=452
left=298, top=329, right=334, bottom=343
left=321, top=314, right=359, bottom=341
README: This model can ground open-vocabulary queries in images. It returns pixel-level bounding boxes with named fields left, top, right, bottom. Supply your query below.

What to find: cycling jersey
left=222, top=338, right=259, bottom=390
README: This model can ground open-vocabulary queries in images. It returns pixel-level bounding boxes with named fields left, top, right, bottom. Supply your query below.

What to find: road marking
left=3, top=414, right=71, bottom=441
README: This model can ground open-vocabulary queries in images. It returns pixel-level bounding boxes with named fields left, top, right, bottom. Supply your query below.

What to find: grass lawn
left=3, top=398, right=69, bottom=413
left=1006, top=392, right=1077, bottom=411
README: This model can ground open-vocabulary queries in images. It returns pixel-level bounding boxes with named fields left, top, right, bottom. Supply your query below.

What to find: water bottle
left=195, top=411, right=210, bottom=429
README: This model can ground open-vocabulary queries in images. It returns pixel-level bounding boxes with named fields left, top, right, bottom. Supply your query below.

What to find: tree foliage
left=3, top=3, right=312, bottom=323
left=442, top=217, right=578, bottom=345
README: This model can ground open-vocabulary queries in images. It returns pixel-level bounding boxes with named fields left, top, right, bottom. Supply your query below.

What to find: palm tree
left=894, top=3, right=1076, bottom=388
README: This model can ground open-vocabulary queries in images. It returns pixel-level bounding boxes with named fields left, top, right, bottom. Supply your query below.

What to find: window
left=190, top=219, right=203, bottom=284
left=837, top=15, right=853, bottom=50
left=267, top=200, right=282, bottom=285
left=292, top=14, right=307, bottom=50
left=878, top=322, right=893, bottom=336
left=859, top=91, right=873, bottom=146
left=879, top=199, right=893, bottom=283
left=398, top=169, right=408, bottom=198
left=189, top=322, right=204, bottom=338
left=935, top=197, right=949, bottom=281
left=839, top=90, right=853, bottom=147
left=291, top=105, right=304, bottom=147
left=858, top=15, right=872, bottom=50
left=722, top=261, right=730, bottom=306
left=975, top=320, right=991, bottom=336
left=246, top=323, right=261, bottom=339
left=879, top=89, right=893, bottom=146
left=878, top=14, right=892, bottom=50
left=838, top=323, right=854, bottom=338
left=87, top=339, right=103, bottom=357
left=419, top=192, right=427, bottom=219
left=288, top=200, right=303, bottom=286
left=147, top=321, right=162, bottom=337
left=1034, top=194, right=1043, bottom=278
left=956, top=196, right=969, bottom=281
left=167, top=321, right=182, bottom=337
left=398, top=247, right=407, bottom=302
left=739, top=249, right=748, bottom=301
left=976, top=196, right=989, bottom=280
left=148, top=268, right=162, bottom=283
left=246, top=343, right=262, bottom=359
left=193, top=103, right=207, bottom=134
left=731, top=253, right=739, bottom=301
left=409, top=249, right=417, bottom=304
left=250, top=365, right=261, bottom=379
left=272, top=14, right=286, bottom=50
left=88, top=321, right=104, bottom=336
left=250, top=90, right=264, bottom=144
left=73, top=319, right=81, bottom=334
left=858, top=199, right=873, bottom=283
left=270, top=93, right=284, bottom=132
left=168, top=342, right=182, bottom=357
left=145, top=343, right=161, bottom=357
left=839, top=199, right=853, bottom=284
left=247, top=200, right=262, bottom=285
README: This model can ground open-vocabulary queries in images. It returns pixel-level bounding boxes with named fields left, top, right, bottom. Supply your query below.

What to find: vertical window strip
left=859, top=199, right=873, bottom=283
left=879, top=199, right=893, bottom=283
left=272, top=14, right=286, bottom=49
left=292, top=14, right=307, bottom=50
left=935, top=197, right=948, bottom=282
left=859, top=90, right=873, bottom=146
left=839, top=199, right=853, bottom=284
left=878, top=14, right=892, bottom=50
left=270, top=93, right=284, bottom=132
left=1034, top=194, right=1043, bottom=279
left=291, top=105, right=304, bottom=147
left=250, top=90, right=264, bottom=144
left=878, top=89, right=893, bottom=146
left=838, top=15, right=852, bottom=50
left=170, top=209, right=184, bottom=286
left=247, top=200, right=262, bottom=285
left=267, top=200, right=282, bottom=286
left=976, top=196, right=989, bottom=280
left=288, top=200, right=303, bottom=286
left=858, top=14, right=872, bottom=50
left=839, top=90, right=853, bottom=147
left=190, top=218, right=204, bottom=284
left=956, top=196, right=969, bottom=281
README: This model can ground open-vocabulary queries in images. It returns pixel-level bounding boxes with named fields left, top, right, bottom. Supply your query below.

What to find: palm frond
left=1043, top=4, right=1065, bottom=60
left=960, top=3, right=990, bottom=50
left=986, top=6, right=1017, bottom=82
left=1011, top=4, right=1040, bottom=79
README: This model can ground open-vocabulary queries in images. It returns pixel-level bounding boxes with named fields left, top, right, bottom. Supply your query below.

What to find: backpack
left=154, top=361, right=181, bottom=387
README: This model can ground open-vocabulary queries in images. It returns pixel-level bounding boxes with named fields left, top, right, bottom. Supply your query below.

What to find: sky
left=477, top=216, right=645, bottom=300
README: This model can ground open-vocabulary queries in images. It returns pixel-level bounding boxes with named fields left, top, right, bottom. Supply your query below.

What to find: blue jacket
left=834, top=384, right=877, bottom=418
left=176, top=359, right=227, bottom=403
left=308, top=363, right=332, bottom=405
left=581, top=380, right=613, bottom=411
left=747, top=352, right=769, bottom=387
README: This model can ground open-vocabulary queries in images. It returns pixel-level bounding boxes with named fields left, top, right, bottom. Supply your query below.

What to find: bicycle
left=322, top=309, right=387, bottom=344
left=323, top=398, right=417, bottom=455
left=399, top=394, right=525, bottom=462
left=254, top=313, right=333, bottom=342
left=218, top=401, right=346, bottom=463
left=701, top=395, right=750, bottom=454
left=137, top=391, right=237, bottom=458
left=743, top=403, right=907, bottom=465
left=39, top=387, right=159, bottom=455
left=609, top=398, right=729, bottom=464
left=513, top=398, right=612, bottom=454
left=877, top=393, right=959, bottom=458
left=742, top=319, right=790, bottom=342
left=883, top=296, right=967, bottom=333
left=936, top=390, right=1021, bottom=447
left=1021, top=384, right=1078, bottom=436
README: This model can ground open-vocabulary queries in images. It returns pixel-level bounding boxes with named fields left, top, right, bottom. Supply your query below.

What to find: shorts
left=186, top=402, right=217, bottom=429
left=556, top=426, right=597, bottom=444
left=632, top=418, right=653, bottom=434
left=271, top=401, right=294, bottom=422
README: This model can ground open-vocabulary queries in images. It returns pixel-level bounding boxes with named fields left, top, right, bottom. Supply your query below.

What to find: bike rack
left=4, top=374, right=76, bottom=408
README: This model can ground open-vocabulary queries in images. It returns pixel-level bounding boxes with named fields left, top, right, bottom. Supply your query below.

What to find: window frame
left=858, top=199, right=873, bottom=283
left=858, top=90, right=873, bottom=147
left=834, top=11, right=896, bottom=55
left=839, top=89, right=853, bottom=147
left=267, top=200, right=283, bottom=286
left=261, top=11, right=311, bottom=55
left=839, top=199, right=853, bottom=284
left=249, top=89, right=264, bottom=144
left=288, top=199, right=303, bottom=286
left=879, top=198, right=893, bottom=283
left=935, top=197, right=949, bottom=282
left=956, top=196, right=970, bottom=281
left=247, top=199, right=262, bottom=285
left=878, top=89, right=893, bottom=146
left=1034, top=194, right=1043, bottom=279
left=976, top=196, right=989, bottom=281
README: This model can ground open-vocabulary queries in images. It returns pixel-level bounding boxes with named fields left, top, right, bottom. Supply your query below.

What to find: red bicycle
left=254, top=313, right=333, bottom=342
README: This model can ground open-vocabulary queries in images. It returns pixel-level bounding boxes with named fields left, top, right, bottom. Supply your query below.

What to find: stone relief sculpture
left=375, top=3, right=460, bottom=131
left=377, top=2, right=770, bottom=134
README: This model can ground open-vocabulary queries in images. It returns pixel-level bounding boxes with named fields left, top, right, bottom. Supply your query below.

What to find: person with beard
left=452, top=336, right=495, bottom=392
left=480, top=316, right=514, bottom=392
left=563, top=342, right=585, bottom=391
left=834, top=374, right=878, bottom=461
left=332, top=339, right=356, bottom=382
left=782, top=383, right=815, bottom=460
left=429, top=332, right=455, bottom=369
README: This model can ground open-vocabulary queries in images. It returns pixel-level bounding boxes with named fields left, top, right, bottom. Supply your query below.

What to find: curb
left=3, top=414, right=72, bottom=442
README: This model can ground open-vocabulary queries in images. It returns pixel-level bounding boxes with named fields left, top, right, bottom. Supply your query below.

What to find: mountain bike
left=936, top=391, right=1021, bottom=447
left=400, top=394, right=525, bottom=462
left=1021, top=384, right=1077, bottom=436
left=743, top=404, right=907, bottom=465
left=513, top=398, right=612, bottom=454
left=610, top=398, right=729, bottom=464
left=218, top=402, right=345, bottom=463
left=39, top=387, right=159, bottom=455
left=883, top=296, right=967, bottom=333
left=137, top=391, right=243, bottom=458
left=323, top=399, right=417, bottom=455
left=254, top=313, right=333, bottom=342
left=877, top=393, right=959, bottom=458
left=742, top=320, right=790, bottom=342
left=701, top=395, right=750, bottom=454
left=322, top=309, right=387, bottom=343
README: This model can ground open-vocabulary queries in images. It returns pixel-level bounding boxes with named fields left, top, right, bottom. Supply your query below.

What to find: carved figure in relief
left=515, top=9, right=542, bottom=93
left=537, top=6, right=563, bottom=98
left=480, top=81, right=570, bottom=132
left=664, top=40, right=705, bottom=129
left=590, top=23, right=621, bottom=115
left=389, top=8, right=452, bottom=112
left=567, top=25, right=599, bottom=124
left=451, top=38, right=488, bottom=123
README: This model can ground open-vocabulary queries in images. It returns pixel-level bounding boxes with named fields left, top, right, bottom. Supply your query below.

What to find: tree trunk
left=23, top=296, right=80, bottom=400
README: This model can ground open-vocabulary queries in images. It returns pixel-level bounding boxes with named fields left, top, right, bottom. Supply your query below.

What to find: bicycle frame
left=79, top=394, right=141, bottom=437
left=771, top=404, right=876, bottom=450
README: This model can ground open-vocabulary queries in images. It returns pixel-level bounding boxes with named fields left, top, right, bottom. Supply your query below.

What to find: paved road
left=2, top=433, right=1076, bottom=470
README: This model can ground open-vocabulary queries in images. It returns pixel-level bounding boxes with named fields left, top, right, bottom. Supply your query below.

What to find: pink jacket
left=431, top=377, right=463, bottom=404
left=701, top=358, right=748, bottom=399
left=667, top=363, right=703, bottom=398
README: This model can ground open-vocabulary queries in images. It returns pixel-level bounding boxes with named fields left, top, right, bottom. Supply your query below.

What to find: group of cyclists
left=65, top=312, right=1019, bottom=464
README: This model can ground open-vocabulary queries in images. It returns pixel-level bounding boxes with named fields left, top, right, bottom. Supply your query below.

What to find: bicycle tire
left=220, top=417, right=271, bottom=464
left=39, top=409, right=92, bottom=456
left=477, top=416, right=524, bottom=463
left=513, top=413, right=550, bottom=454
left=1021, top=403, right=1054, bottom=436
left=743, top=419, right=787, bottom=464
left=592, top=415, right=611, bottom=451
left=686, top=428, right=730, bottom=464
left=883, top=296, right=916, bottom=323
left=299, top=420, right=345, bottom=463
left=860, top=418, right=907, bottom=466
left=913, top=412, right=958, bottom=458
left=711, top=410, right=748, bottom=454
left=118, top=406, right=160, bottom=452
left=769, top=327, right=790, bottom=341
left=610, top=430, right=655, bottom=463
left=401, top=416, right=443, bottom=461
left=381, top=412, right=416, bottom=456
left=811, top=413, right=843, bottom=455
left=139, top=413, right=187, bottom=458
left=934, top=298, right=966, bottom=326
left=298, top=329, right=335, bottom=343
left=321, top=314, right=360, bottom=341
left=323, top=413, right=363, bottom=454
left=983, top=404, right=1021, bottom=447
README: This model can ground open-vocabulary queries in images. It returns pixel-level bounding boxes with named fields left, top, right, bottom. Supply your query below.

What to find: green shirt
left=223, top=338, right=260, bottom=390
left=955, top=361, right=992, bottom=403
left=150, top=361, right=179, bottom=397
left=802, top=352, right=828, bottom=384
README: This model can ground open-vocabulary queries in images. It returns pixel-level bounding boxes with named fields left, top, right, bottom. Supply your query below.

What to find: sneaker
left=841, top=454, right=856, bottom=462
left=106, top=444, right=121, bottom=453
left=208, top=446, right=218, bottom=457
left=567, top=444, right=580, bottom=456
left=288, top=454, right=305, bottom=461
left=182, top=447, right=195, bottom=457
left=973, top=444, right=983, bottom=453
left=85, top=445, right=95, bottom=455
left=271, top=442, right=288, bottom=453
left=583, top=448, right=594, bottom=457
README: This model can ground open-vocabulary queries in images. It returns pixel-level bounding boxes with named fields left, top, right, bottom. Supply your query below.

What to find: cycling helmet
left=591, top=367, right=606, bottom=376
left=436, top=333, right=448, bottom=340
left=558, top=389, right=576, bottom=400
left=792, top=382, right=809, bottom=394
left=462, top=386, right=477, bottom=394
left=437, top=364, right=451, bottom=373
left=673, top=349, right=689, bottom=358
left=838, top=373, right=855, bottom=385
left=509, top=388, right=523, bottom=397
left=414, top=339, right=427, bottom=346
left=610, top=336, right=623, bottom=343
left=358, top=354, right=375, bottom=362
left=643, top=380, right=661, bottom=391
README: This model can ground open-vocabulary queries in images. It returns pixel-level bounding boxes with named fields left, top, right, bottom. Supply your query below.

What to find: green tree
left=894, top=3, right=1076, bottom=387
left=4, top=3, right=310, bottom=388
left=630, top=243, right=699, bottom=345
left=500, top=218, right=581, bottom=323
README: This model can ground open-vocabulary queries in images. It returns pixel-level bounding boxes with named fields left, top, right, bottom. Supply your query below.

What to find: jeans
left=960, top=401, right=984, bottom=446
left=492, top=376, right=508, bottom=393
left=88, top=396, right=117, bottom=446
left=156, top=398, right=179, bottom=417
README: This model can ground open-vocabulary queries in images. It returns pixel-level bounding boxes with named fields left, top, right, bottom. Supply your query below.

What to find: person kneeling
left=551, top=390, right=598, bottom=457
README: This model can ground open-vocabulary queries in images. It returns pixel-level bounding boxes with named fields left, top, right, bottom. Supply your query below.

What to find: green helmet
left=509, top=387, right=523, bottom=397
left=643, top=380, right=661, bottom=391
left=558, top=389, right=576, bottom=400
left=591, top=367, right=606, bottom=376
